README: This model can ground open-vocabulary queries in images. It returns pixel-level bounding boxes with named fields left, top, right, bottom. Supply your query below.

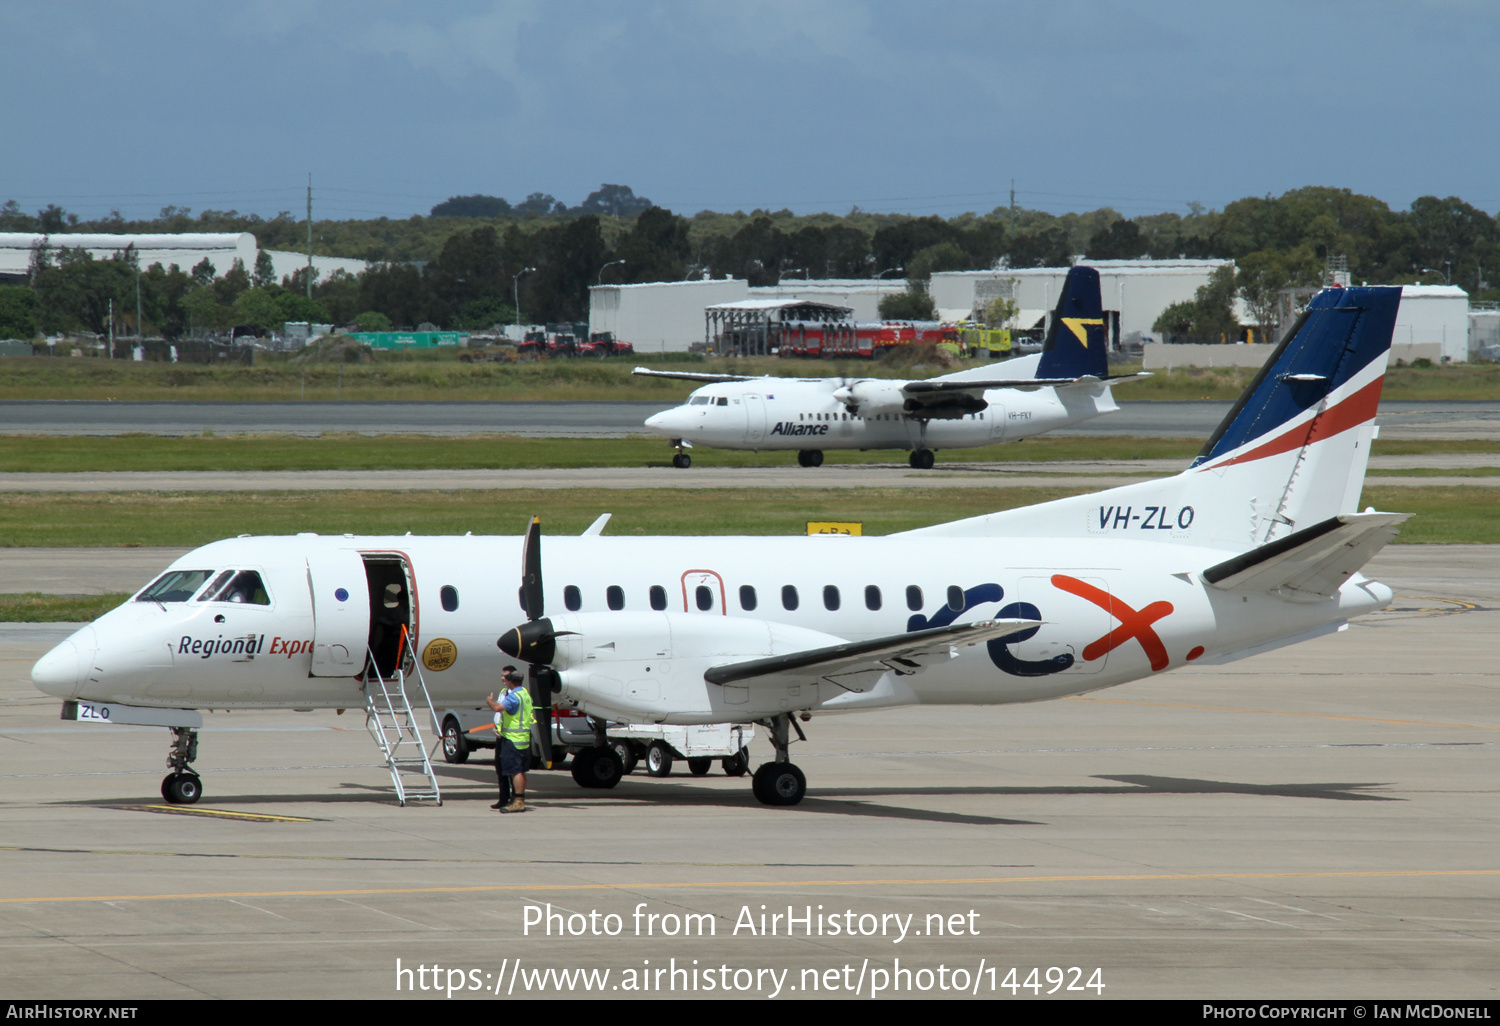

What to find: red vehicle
left=776, top=320, right=934, bottom=359
left=587, top=331, right=634, bottom=357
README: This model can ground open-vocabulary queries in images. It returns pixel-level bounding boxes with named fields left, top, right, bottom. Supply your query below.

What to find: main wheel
left=751, top=762, right=806, bottom=806
left=570, top=746, right=623, bottom=789
left=611, top=739, right=638, bottom=775
left=687, top=757, right=712, bottom=776
left=645, top=741, right=674, bottom=777
left=721, top=747, right=749, bottom=777
left=672, top=452, right=691, bottom=469
left=797, top=449, right=824, bottom=468
left=441, top=718, right=469, bottom=764
left=162, top=772, right=202, bottom=805
left=909, top=448, right=935, bottom=470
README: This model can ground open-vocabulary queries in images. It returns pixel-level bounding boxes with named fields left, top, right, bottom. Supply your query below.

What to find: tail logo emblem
left=1061, top=317, right=1104, bottom=347
left=1052, top=574, right=1173, bottom=671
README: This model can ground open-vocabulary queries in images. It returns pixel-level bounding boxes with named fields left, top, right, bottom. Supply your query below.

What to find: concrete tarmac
left=0, top=454, right=1493, bottom=495
left=3, top=398, right=1499, bottom=440
left=0, top=546, right=1495, bottom=999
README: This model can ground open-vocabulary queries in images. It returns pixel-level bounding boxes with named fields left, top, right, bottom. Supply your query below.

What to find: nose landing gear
left=160, top=726, right=202, bottom=804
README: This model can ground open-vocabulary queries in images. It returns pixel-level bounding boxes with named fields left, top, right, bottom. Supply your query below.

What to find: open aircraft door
left=306, top=550, right=370, bottom=676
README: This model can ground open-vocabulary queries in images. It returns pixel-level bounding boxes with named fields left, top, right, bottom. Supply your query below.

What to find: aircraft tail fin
left=1034, top=265, right=1109, bottom=380
left=901, top=284, right=1403, bottom=552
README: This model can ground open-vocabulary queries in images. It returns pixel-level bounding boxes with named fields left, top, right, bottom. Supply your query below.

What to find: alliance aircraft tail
left=902, top=284, right=1406, bottom=556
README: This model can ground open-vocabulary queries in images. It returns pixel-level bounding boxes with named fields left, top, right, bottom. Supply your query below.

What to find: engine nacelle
left=832, top=379, right=906, bottom=416
left=542, top=612, right=847, bottom=724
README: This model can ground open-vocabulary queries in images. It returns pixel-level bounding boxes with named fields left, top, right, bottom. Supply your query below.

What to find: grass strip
left=1, top=354, right=1496, bottom=402
left=0, top=485, right=1490, bottom=547
left=0, top=593, right=130, bottom=621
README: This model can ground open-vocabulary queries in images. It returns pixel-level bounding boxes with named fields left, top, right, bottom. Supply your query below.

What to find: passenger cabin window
left=906, top=585, right=923, bottom=611
left=649, top=585, right=667, bottom=611
left=739, top=585, right=757, bottom=611
left=209, top=570, right=270, bottom=605
left=564, top=585, right=582, bottom=611
left=947, top=585, right=964, bottom=611
left=138, top=569, right=216, bottom=603
left=823, top=585, right=840, bottom=611
left=440, top=586, right=459, bottom=612
left=606, top=585, right=625, bottom=611
left=781, top=585, right=799, bottom=611
left=695, top=585, right=713, bottom=611
left=865, top=585, right=881, bottom=611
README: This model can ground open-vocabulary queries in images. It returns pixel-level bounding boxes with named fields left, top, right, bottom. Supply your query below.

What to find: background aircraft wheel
left=611, top=739, right=637, bottom=775
left=687, top=757, right=712, bottom=776
left=721, top=747, right=749, bottom=776
left=752, top=762, right=806, bottom=806
left=441, top=718, right=469, bottom=764
left=797, top=449, right=824, bottom=468
left=645, top=741, right=674, bottom=777
left=162, top=772, right=202, bottom=805
left=672, top=453, right=691, bottom=469
left=570, top=746, right=623, bottom=789
left=909, top=449, right=935, bottom=470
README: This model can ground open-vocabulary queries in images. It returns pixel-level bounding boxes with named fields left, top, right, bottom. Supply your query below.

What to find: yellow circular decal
left=422, top=638, right=458, bottom=672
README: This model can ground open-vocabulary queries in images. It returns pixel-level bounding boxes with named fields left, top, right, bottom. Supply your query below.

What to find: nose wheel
left=160, top=726, right=203, bottom=804
left=161, top=772, right=202, bottom=804
left=671, top=452, right=691, bottom=469
left=909, top=448, right=935, bottom=470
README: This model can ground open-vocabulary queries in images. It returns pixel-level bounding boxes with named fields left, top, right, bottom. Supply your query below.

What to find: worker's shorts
left=498, top=738, right=530, bottom=776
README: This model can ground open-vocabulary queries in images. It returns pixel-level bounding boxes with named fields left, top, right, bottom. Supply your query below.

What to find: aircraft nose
left=31, top=627, right=96, bottom=698
left=644, top=408, right=686, bottom=435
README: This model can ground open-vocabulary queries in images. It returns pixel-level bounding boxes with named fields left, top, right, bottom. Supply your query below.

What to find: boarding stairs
left=363, top=631, right=442, bottom=806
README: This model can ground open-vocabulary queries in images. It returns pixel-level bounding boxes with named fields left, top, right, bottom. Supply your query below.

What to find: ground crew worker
left=486, top=665, right=534, bottom=813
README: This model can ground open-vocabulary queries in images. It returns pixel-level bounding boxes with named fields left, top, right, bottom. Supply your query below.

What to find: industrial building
left=0, top=232, right=365, bottom=285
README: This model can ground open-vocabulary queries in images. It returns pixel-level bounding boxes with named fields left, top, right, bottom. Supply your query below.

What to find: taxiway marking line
left=1066, top=697, right=1500, bottom=731
left=3, top=868, right=1499, bottom=905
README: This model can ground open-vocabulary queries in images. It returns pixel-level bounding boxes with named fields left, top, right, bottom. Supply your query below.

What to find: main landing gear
left=797, top=449, right=824, bottom=468
left=751, top=713, right=807, bottom=806
left=908, top=448, right=935, bottom=470
left=160, top=726, right=202, bottom=804
left=571, top=720, right=623, bottom=788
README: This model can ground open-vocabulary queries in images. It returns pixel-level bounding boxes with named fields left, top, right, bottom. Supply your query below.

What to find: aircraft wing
left=703, top=618, right=1039, bottom=693
left=1201, top=511, right=1411, bottom=599
left=901, top=371, right=1152, bottom=399
left=632, top=367, right=759, bottom=383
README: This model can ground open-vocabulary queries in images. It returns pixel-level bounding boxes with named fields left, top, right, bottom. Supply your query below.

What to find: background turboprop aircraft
left=32, top=284, right=1407, bottom=809
left=635, top=265, right=1148, bottom=469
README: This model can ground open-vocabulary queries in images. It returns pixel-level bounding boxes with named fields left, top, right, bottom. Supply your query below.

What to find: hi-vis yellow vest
left=500, top=687, right=535, bottom=747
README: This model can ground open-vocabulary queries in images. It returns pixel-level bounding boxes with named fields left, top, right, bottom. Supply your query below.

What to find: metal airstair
left=363, top=628, right=442, bottom=806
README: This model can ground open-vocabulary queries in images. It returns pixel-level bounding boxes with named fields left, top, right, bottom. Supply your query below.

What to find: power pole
left=1009, top=179, right=1016, bottom=238
left=306, top=173, right=313, bottom=301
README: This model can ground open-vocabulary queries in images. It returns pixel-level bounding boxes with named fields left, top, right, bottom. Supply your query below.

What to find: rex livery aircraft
left=33, top=284, right=1406, bottom=807
left=637, top=265, right=1146, bottom=469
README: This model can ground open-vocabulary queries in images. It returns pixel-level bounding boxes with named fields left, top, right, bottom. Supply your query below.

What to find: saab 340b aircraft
left=637, top=265, right=1147, bottom=468
left=33, top=284, right=1407, bottom=807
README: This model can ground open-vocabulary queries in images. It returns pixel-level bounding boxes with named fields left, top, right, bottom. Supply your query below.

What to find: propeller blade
left=528, top=664, right=555, bottom=767
left=521, top=515, right=544, bottom=621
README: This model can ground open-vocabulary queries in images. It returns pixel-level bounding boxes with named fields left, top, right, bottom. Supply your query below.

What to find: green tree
left=253, top=250, right=276, bottom=289
left=1236, top=247, right=1321, bottom=334
left=354, top=310, right=391, bottom=331
left=879, top=286, right=936, bottom=320
left=0, top=285, right=40, bottom=339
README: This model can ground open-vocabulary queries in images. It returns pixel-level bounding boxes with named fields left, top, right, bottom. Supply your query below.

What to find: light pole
left=597, top=259, right=625, bottom=286
left=513, top=266, right=536, bottom=334
left=1421, top=264, right=1452, bottom=286
left=874, top=266, right=904, bottom=279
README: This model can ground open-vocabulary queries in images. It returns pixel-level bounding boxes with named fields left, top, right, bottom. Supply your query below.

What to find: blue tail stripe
left=1036, top=266, right=1109, bottom=379
left=1191, top=286, right=1401, bottom=467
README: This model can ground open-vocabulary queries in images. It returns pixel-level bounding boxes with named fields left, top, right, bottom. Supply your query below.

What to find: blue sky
left=2, top=1, right=1497, bottom=223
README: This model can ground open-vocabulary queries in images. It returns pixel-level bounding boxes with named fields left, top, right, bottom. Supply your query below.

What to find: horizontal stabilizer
left=632, top=367, right=757, bottom=384
left=1201, top=511, right=1410, bottom=599
left=704, top=618, right=1039, bottom=692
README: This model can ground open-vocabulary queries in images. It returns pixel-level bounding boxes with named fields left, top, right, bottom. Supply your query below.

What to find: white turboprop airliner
left=33, top=284, right=1407, bottom=807
left=637, top=265, right=1146, bottom=468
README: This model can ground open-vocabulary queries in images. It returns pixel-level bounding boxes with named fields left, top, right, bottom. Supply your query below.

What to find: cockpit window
left=138, top=570, right=216, bottom=603
left=716, top=396, right=729, bottom=406
left=208, top=570, right=270, bottom=605
left=195, top=570, right=236, bottom=601
left=689, top=396, right=711, bottom=406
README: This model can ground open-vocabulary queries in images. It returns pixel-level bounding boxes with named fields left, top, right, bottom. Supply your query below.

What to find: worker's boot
left=502, top=797, right=527, bottom=813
